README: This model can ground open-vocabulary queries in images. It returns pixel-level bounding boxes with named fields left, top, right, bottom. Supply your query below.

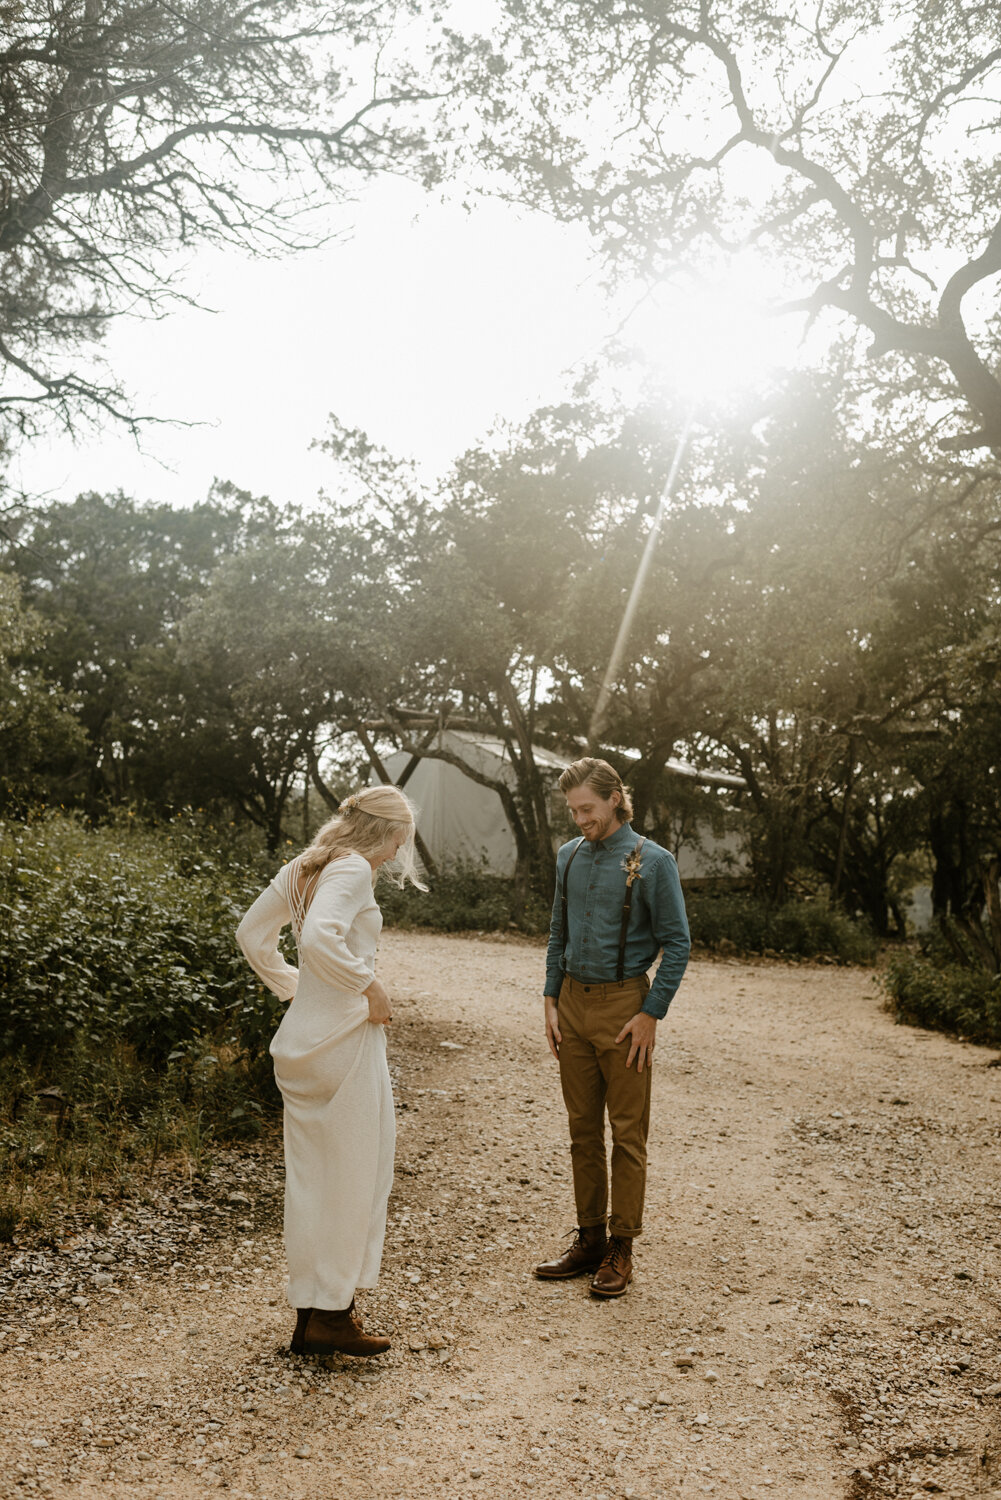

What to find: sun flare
left=615, top=259, right=807, bottom=408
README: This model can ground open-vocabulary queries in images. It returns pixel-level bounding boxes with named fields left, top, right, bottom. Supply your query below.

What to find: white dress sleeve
left=236, top=876, right=300, bottom=1002
left=297, top=854, right=376, bottom=994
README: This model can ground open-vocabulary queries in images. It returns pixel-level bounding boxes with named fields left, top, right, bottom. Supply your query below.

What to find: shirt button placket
left=583, top=871, right=595, bottom=961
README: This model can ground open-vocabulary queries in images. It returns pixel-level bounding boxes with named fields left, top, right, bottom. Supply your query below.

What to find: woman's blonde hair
left=298, top=785, right=427, bottom=890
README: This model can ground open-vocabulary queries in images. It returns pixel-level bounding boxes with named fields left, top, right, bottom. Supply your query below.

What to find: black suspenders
left=561, top=835, right=647, bottom=983
left=560, top=837, right=585, bottom=969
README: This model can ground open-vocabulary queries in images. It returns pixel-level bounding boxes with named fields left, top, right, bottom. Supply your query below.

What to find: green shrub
left=0, top=813, right=283, bottom=1064
left=685, top=893, right=878, bottom=963
left=379, top=863, right=551, bottom=935
left=881, top=953, right=1001, bottom=1046
left=0, top=812, right=284, bottom=1230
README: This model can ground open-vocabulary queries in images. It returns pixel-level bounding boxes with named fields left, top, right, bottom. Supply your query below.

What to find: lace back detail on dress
left=286, top=856, right=321, bottom=941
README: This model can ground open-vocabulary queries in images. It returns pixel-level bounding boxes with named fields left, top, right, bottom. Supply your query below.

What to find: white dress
left=235, top=853, right=395, bottom=1311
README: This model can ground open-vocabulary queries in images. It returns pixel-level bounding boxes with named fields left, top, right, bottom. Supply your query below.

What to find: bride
left=236, top=784, right=425, bottom=1357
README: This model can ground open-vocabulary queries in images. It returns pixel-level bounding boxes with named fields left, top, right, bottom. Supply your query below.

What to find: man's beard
left=582, top=813, right=617, bottom=842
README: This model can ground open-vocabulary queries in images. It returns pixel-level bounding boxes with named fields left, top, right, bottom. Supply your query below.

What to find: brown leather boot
left=589, top=1235, right=633, bottom=1297
left=535, top=1225, right=608, bottom=1280
left=290, top=1307, right=312, bottom=1355
left=300, top=1302, right=391, bottom=1357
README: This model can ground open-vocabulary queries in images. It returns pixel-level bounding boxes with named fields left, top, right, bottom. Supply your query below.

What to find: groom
left=536, top=758, right=690, bottom=1296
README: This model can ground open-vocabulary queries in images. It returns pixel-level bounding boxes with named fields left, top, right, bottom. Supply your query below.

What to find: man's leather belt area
left=567, top=973, right=645, bottom=985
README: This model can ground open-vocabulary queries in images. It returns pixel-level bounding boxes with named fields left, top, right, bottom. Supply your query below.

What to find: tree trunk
left=266, top=800, right=283, bottom=855
left=830, top=743, right=856, bottom=902
left=628, top=738, right=677, bottom=832
left=498, top=678, right=555, bottom=899
left=929, top=802, right=968, bottom=919
left=305, top=738, right=341, bottom=812
left=981, top=856, right=1001, bottom=973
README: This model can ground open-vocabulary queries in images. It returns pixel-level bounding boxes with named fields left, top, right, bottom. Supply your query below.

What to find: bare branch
left=0, top=0, right=444, bottom=446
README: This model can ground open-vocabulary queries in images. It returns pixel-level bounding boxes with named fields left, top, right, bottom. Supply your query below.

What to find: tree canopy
left=0, top=0, right=441, bottom=447
left=476, top=0, right=1001, bottom=455
left=3, top=0, right=1000, bottom=969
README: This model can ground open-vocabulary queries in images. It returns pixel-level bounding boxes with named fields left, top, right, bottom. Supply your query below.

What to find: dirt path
left=2, top=935, right=1000, bottom=1500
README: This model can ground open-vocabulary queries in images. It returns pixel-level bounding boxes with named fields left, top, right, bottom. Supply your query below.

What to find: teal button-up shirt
left=544, top=821, right=691, bottom=1020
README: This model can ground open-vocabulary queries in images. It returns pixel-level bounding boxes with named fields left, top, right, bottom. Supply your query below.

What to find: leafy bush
left=379, top=862, right=551, bottom=935
left=0, top=812, right=283, bottom=1064
left=685, top=893, right=878, bottom=963
left=882, top=953, right=1001, bottom=1046
left=0, top=812, right=286, bottom=1230
left=382, top=865, right=879, bottom=960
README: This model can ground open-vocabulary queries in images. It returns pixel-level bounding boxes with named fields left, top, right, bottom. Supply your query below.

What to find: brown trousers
left=556, top=974, right=653, bottom=1239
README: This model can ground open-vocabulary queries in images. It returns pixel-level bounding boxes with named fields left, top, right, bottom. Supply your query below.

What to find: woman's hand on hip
left=364, top=978, right=392, bottom=1026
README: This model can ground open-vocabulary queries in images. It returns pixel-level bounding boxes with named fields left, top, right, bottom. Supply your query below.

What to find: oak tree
left=0, top=0, right=439, bottom=445
left=480, top=0, right=1001, bottom=454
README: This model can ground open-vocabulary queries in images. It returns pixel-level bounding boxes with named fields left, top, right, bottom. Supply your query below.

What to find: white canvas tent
left=379, top=729, right=745, bottom=881
left=380, top=730, right=567, bottom=878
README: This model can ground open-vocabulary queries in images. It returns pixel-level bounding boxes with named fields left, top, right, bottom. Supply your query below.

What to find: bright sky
left=8, top=6, right=990, bottom=515
left=9, top=184, right=612, bottom=509
left=9, top=168, right=813, bottom=514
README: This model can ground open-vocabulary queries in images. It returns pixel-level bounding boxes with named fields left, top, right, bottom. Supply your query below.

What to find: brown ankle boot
left=290, top=1307, right=312, bottom=1355
left=589, top=1235, right=633, bottom=1297
left=535, top=1225, right=608, bottom=1280
left=300, top=1302, right=391, bottom=1357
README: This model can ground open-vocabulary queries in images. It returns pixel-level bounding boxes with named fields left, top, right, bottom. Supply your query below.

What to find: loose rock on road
left=2, top=932, right=1000, bottom=1500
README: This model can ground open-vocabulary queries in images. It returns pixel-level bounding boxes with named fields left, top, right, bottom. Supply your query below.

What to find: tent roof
left=379, top=724, right=747, bottom=789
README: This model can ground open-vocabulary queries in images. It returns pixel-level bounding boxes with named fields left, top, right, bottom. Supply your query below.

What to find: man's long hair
left=558, top=758, right=634, bottom=822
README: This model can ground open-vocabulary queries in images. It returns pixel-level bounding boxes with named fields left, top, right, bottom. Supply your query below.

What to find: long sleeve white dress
left=236, top=853, right=395, bottom=1311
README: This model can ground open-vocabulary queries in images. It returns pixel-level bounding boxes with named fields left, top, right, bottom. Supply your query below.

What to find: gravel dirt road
left=2, top=933, right=1000, bottom=1500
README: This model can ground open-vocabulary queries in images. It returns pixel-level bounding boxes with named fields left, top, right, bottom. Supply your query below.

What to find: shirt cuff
left=544, top=966, right=565, bottom=999
left=641, top=988, right=673, bottom=1021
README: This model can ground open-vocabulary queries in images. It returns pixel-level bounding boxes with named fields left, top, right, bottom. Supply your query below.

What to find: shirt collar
left=596, top=820, right=635, bottom=853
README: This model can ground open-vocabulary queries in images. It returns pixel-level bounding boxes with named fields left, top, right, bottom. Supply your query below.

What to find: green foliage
left=379, top=862, right=551, bottom=936
left=686, top=893, right=878, bottom=964
left=174, top=504, right=400, bottom=851
left=0, top=812, right=285, bottom=1231
left=882, top=954, right=1001, bottom=1048
left=0, top=813, right=281, bottom=1064
left=0, top=570, right=84, bottom=811
left=8, top=490, right=275, bottom=818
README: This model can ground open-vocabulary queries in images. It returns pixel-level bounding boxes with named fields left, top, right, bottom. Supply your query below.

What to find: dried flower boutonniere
left=621, top=848, right=644, bottom=887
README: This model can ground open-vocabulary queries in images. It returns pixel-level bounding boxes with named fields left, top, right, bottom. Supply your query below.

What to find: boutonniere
left=621, top=849, right=644, bottom=887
